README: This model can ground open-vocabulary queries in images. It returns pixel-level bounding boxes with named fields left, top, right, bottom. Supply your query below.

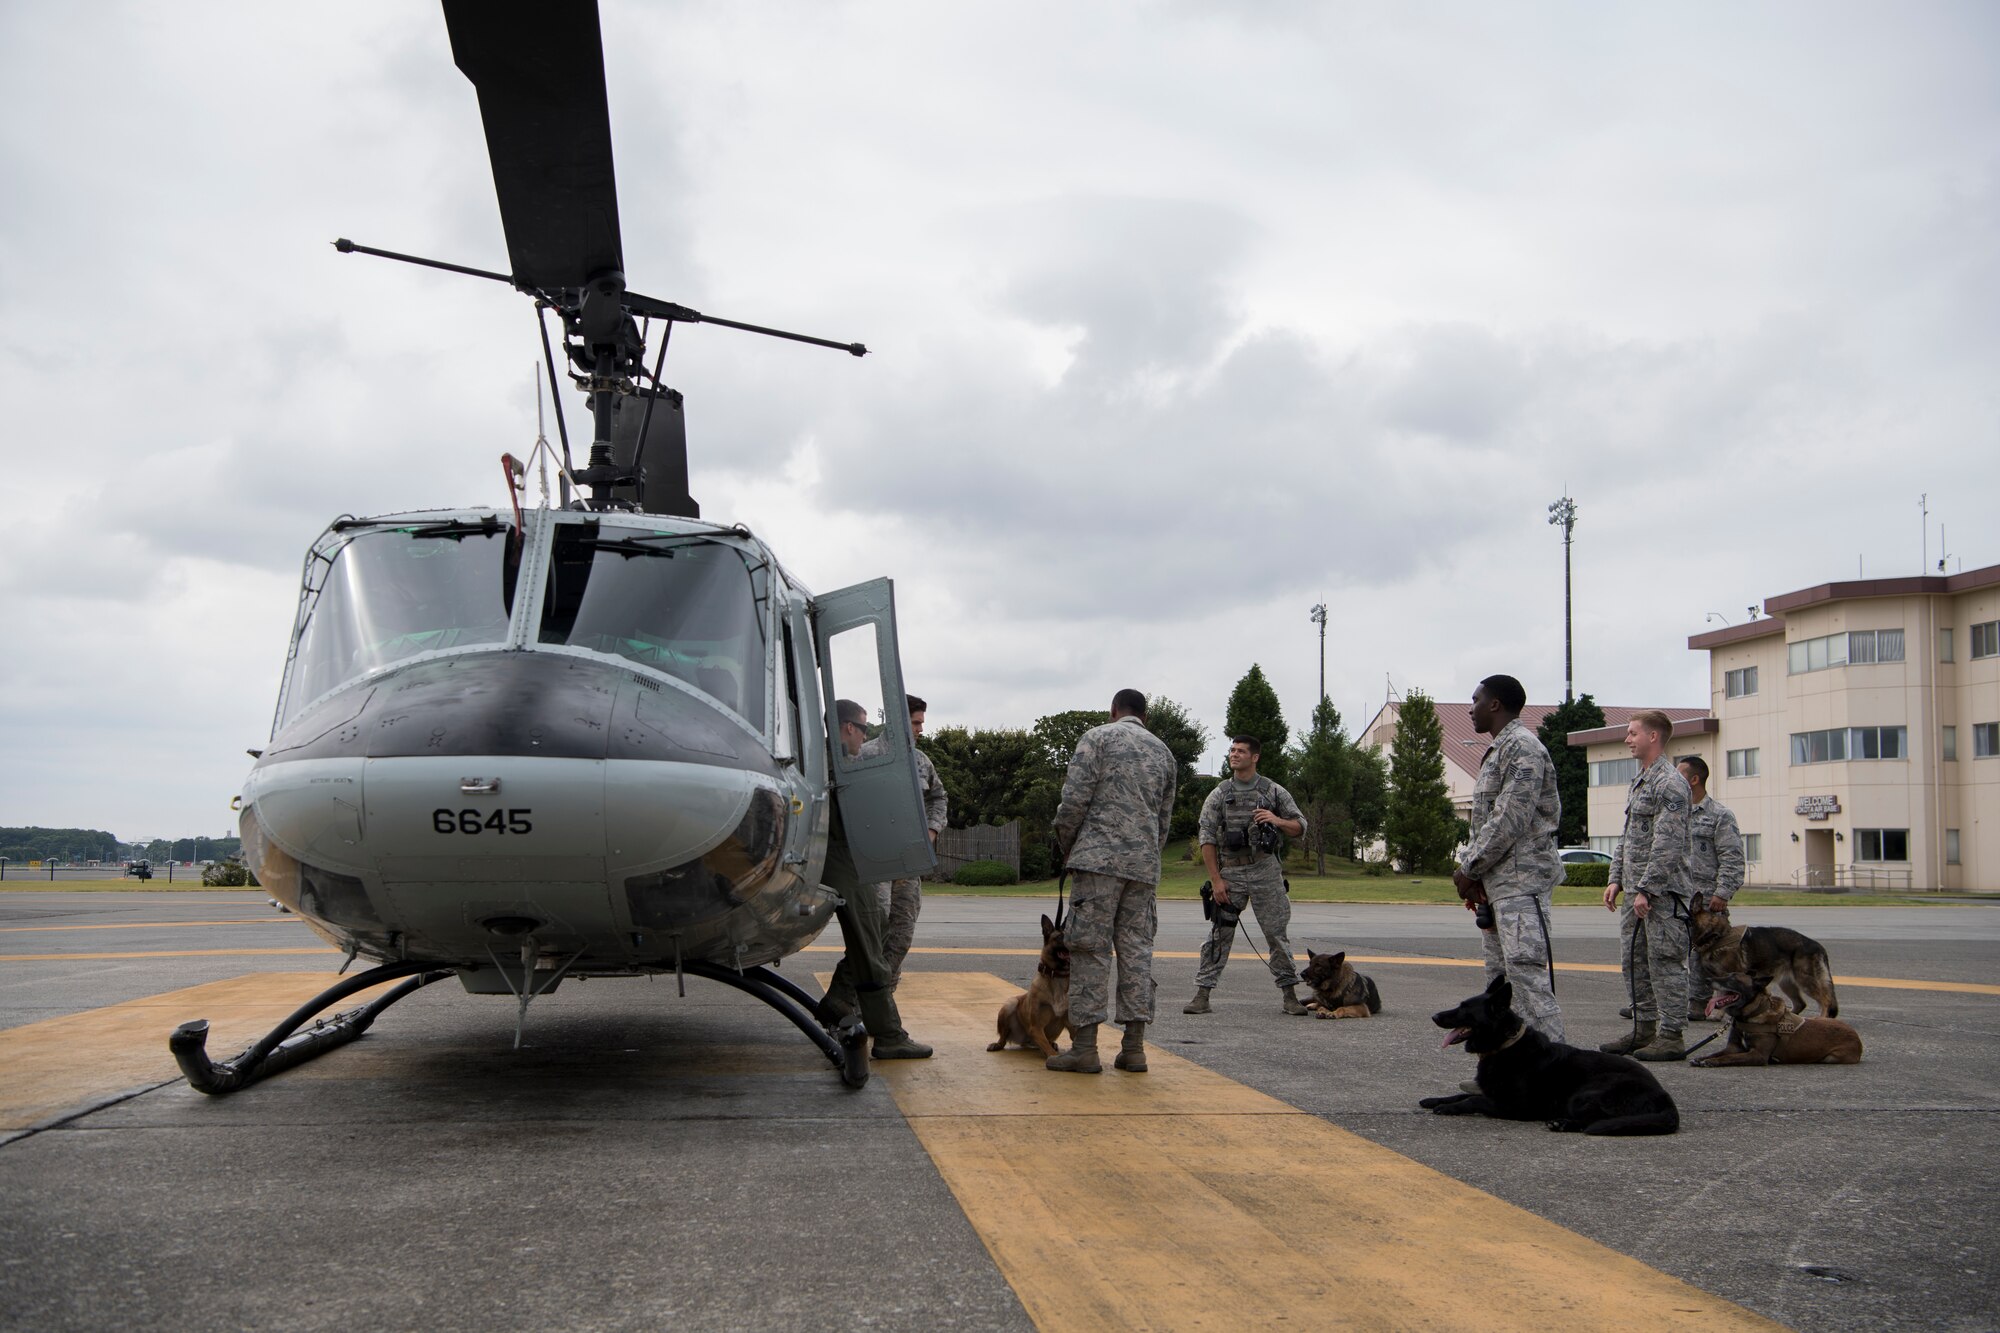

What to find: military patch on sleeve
left=1665, top=789, right=1686, bottom=811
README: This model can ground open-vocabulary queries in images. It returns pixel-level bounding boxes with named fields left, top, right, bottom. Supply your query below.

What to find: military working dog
left=1691, top=905, right=1838, bottom=1016
left=1420, top=976, right=1679, bottom=1135
left=1694, top=972, right=1863, bottom=1066
left=1300, top=948, right=1382, bottom=1019
left=987, top=915, right=1071, bottom=1059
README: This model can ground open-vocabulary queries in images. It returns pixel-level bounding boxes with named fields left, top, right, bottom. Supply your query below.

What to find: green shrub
left=1564, top=862, right=1610, bottom=888
left=1019, top=842, right=1055, bottom=881
left=1362, top=860, right=1390, bottom=878
left=954, top=859, right=1020, bottom=886
left=202, top=860, right=260, bottom=888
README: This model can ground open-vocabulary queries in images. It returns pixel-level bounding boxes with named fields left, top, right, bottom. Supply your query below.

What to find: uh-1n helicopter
left=169, top=0, right=934, bottom=1093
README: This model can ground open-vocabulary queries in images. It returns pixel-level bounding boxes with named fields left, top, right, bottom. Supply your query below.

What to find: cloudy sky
left=2, top=1, right=1994, bottom=841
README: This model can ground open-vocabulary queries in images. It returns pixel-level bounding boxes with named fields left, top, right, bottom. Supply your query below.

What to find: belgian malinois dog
left=987, top=915, right=1071, bottom=1059
left=1419, top=976, right=1679, bottom=1135
left=1694, top=972, right=1863, bottom=1066
left=1299, top=948, right=1382, bottom=1019
left=1691, top=906, right=1839, bottom=1016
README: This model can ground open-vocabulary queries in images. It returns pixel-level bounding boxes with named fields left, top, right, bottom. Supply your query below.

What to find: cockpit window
left=539, top=526, right=767, bottom=731
left=284, top=524, right=517, bottom=726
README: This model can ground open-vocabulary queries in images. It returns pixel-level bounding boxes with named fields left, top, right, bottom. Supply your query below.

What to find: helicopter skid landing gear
left=170, top=960, right=455, bottom=1096
left=678, top=961, right=868, bottom=1089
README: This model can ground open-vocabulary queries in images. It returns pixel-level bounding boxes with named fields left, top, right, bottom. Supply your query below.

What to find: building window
left=1727, top=747, right=1760, bottom=778
left=1940, top=627, right=1954, bottom=662
left=1946, top=829, right=1960, bottom=866
left=1743, top=833, right=1761, bottom=863
left=1589, top=757, right=1640, bottom=786
left=1789, top=727, right=1905, bottom=764
left=1855, top=829, right=1910, bottom=862
left=1943, top=726, right=1957, bottom=761
left=1972, top=621, right=2000, bottom=659
left=1589, top=836, right=1619, bottom=855
left=1724, top=666, right=1758, bottom=698
left=1975, top=722, right=2000, bottom=759
left=1788, top=629, right=1905, bottom=673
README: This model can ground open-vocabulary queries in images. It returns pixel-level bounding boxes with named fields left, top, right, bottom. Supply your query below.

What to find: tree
left=1537, top=693, right=1607, bottom=846
left=1346, top=745, right=1390, bottom=858
left=1224, top=664, right=1290, bottom=788
left=1146, top=695, right=1213, bottom=840
left=1383, top=689, right=1459, bottom=873
left=1286, top=696, right=1355, bottom=874
left=1029, top=709, right=1110, bottom=772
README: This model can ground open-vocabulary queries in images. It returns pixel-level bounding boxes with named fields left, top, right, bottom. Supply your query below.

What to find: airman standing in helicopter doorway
left=865, top=695, right=948, bottom=991
left=822, top=698, right=933, bottom=1060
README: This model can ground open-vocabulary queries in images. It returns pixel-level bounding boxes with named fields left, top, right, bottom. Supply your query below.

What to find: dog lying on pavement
left=1693, top=972, right=1863, bottom=1066
left=987, top=915, right=1071, bottom=1059
left=1419, top=976, right=1679, bottom=1135
left=1299, top=948, right=1381, bottom=1019
left=1691, top=906, right=1839, bottom=1016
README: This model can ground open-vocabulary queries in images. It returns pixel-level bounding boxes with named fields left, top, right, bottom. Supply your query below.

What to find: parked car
left=1558, top=847, right=1613, bottom=865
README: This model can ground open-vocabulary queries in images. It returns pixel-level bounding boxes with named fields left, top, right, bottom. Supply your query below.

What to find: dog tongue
left=1705, top=993, right=1733, bottom=1019
left=1442, top=1027, right=1470, bottom=1049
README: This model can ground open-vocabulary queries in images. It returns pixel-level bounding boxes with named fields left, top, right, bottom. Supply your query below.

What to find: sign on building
left=1795, top=795, right=1841, bottom=820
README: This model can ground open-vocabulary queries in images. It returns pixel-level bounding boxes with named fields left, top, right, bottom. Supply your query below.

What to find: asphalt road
left=1, top=890, right=1995, bottom=1331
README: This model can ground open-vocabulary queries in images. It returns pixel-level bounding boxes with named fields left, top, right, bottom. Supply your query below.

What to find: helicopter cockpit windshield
left=283, top=524, right=518, bottom=725
left=538, top=526, right=767, bottom=731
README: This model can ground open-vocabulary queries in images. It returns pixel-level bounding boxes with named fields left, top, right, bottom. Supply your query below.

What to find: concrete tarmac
left=1, top=890, right=1995, bottom=1330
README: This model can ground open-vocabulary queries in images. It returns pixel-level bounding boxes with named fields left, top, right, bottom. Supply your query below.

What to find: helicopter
left=169, top=0, right=934, bottom=1093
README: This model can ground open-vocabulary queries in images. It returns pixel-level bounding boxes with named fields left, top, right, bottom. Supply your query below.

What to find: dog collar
left=1490, top=1027, right=1528, bottom=1052
left=1036, top=963, right=1067, bottom=977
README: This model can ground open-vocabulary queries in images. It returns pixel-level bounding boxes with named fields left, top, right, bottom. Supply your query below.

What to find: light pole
left=1547, top=495, right=1578, bottom=704
left=1309, top=603, right=1328, bottom=704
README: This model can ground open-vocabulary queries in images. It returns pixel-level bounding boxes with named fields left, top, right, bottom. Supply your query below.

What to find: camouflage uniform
left=1458, top=718, right=1565, bottom=1042
left=1684, top=795, right=1745, bottom=1009
left=871, top=747, right=947, bottom=987
left=1611, top=755, right=1694, bottom=1034
left=1195, top=775, right=1307, bottom=993
left=1053, top=717, right=1177, bottom=1027
left=820, top=803, right=915, bottom=1045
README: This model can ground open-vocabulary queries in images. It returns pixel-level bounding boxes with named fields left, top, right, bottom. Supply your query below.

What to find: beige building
left=1572, top=562, right=2000, bottom=891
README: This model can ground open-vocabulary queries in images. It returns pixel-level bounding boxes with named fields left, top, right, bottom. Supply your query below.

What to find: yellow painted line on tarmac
left=0, top=972, right=390, bottom=1133
left=0, top=919, right=303, bottom=933
left=0, top=948, right=339, bottom=962
left=804, top=946, right=2000, bottom=997
left=861, top=972, right=1777, bottom=1332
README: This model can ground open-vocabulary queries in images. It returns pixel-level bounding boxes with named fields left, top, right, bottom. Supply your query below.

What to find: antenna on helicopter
left=331, top=0, right=867, bottom=514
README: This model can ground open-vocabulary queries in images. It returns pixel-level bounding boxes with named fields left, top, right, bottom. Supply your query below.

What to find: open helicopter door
left=811, top=579, right=936, bottom=884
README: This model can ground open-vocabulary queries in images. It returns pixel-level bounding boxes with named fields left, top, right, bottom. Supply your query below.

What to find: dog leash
left=1054, top=870, right=1068, bottom=930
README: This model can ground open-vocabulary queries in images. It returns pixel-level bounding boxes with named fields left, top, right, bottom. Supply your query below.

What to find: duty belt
left=1220, top=852, right=1267, bottom=868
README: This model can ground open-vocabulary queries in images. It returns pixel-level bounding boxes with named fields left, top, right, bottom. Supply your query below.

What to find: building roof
left=1567, top=716, right=1719, bottom=747
left=1763, top=561, right=2000, bottom=614
left=1364, top=699, right=1709, bottom=780
left=1687, top=616, right=1786, bottom=650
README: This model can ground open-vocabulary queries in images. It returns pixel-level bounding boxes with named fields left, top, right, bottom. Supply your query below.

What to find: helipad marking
left=0, top=971, right=390, bottom=1135
left=869, top=972, right=1780, bottom=1332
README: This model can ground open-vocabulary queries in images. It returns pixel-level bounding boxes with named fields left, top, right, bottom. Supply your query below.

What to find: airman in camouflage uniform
left=1187, top=735, right=1310, bottom=1017
left=1601, top=711, right=1694, bottom=1061
left=1677, top=755, right=1745, bottom=1017
left=865, top=697, right=948, bottom=989
left=1452, top=676, right=1565, bottom=1042
left=1045, top=689, right=1178, bottom=1074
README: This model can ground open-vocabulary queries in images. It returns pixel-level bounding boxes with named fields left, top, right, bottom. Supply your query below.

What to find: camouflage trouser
left=1618, top=894, right=1691, bottom=1035
left=821, top=807, right=909, bottom=1042
left=1480, top=890, right=1563, bottom=1043
left=873, top=878, right=922, bottom=986
left=1685, top=892, right=1727, bottom=1008
left=1064, top=870, right=1158, bottom=1027
left=1194, top=864, right=1300, bottom=990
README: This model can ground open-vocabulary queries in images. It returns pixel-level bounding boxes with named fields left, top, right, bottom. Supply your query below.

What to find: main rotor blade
left=443, top=0, right=622, bottom=294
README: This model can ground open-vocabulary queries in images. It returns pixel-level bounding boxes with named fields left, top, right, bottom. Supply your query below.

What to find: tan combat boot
left=1114, top=1021, right=1148, bottom=1072
left=1282, top=986, right=1308, bottom=1016
left=1634, top=1029, right=1687, bottom=1062
left=1182, top=988, right=1212, bottom=1015
left=1046, top=1023, right=1102, bottom=1074
left=1599, top=1022, right=1655, bottom=1055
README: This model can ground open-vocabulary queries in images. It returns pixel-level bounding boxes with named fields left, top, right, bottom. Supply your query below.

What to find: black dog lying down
left=1419, top=976, right=1679, bottom=1136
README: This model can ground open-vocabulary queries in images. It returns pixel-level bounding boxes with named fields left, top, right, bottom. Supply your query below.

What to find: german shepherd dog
left=987, top=915, right=1071, bottom=1059
left=1300, top=948, right=1381, bottom=1019
left=1691, top=905, right=1838, bottom=1016
left=1694, top=972, right=1863, bottom=1066
left=1419, top=976, right=1679, bottom=1135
